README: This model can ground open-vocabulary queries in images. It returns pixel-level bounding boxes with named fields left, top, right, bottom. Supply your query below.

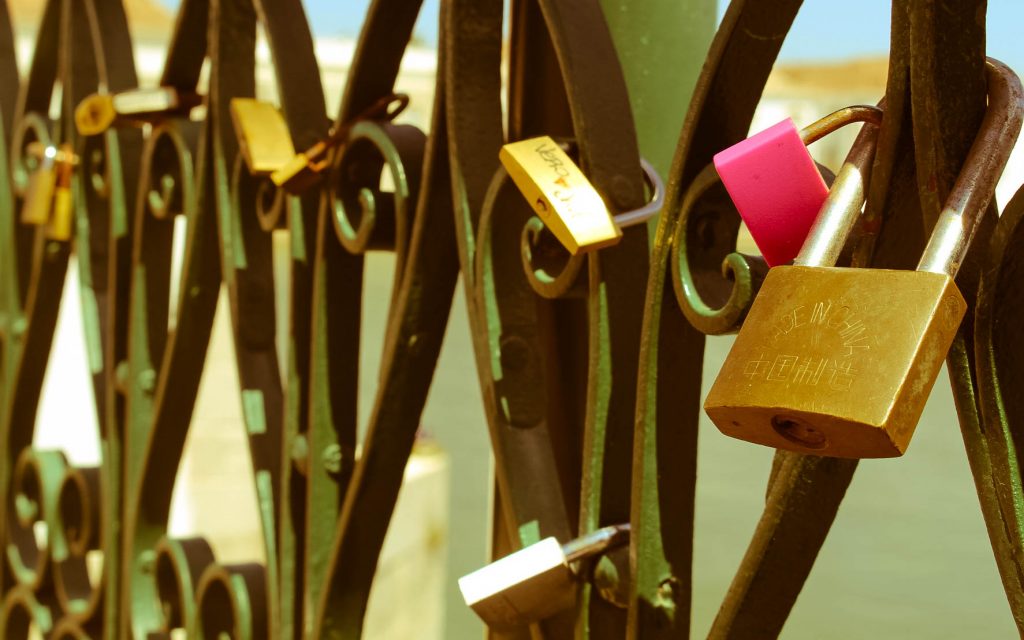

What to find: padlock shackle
left=613, top=158, right=664, bottom=229
left=796, top=112, right=882, bottom=267
left=512, top=136, right=664, bottom=243
left=325, top=92, right=409, bottom=148
left=561, top=523, right=630, bottom=563
left=799, top=105, right=884, bottom=146
left=918, top=58, right=1024, bottom=277
left=549, top=139, right=664, bottom=229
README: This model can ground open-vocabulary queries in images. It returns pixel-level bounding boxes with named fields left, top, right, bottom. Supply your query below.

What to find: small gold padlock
left=20, top=143, right=78, bottom=240
left=272, top=93, right=409, bottom=194
left=704, top=59, right=1023, bottom=458
left=20, top=144, right=57, bottom=226
left=75, top=87, right=202, bottom=136
left=458, top=524, right=629, bottom=631
left=500, top=138, right=667, bottom=255
left=227, top=96, right=318, bottom=192
left=269, top=138, right=333, bottom=195
left=228, top=93, right=409, bottom=195
left=500, top=136, right=622, bottom=255
left=229, top=98, right=297, bottom=176
left=48, top=144, right=76, bottom=241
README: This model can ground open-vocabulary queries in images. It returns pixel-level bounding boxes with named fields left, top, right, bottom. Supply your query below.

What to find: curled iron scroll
left=194, top=563, right=268, bottom=640
left=667, top=158, right=835, bottom=336
left=0, top=0, right=139, bottom=637
left=669, top=162, right=768, bottom=335
left=121, top=115, right=217, bottom=639
left=328, top=120, right=425, bottom=261
left=517, top=149, right=668, bottom=301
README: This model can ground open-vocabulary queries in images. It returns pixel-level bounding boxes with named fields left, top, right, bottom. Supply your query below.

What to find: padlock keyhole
left=771, top=415, right=829, bottom=450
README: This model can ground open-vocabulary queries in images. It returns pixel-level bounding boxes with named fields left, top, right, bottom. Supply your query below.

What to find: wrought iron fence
left=0, top=0, right=1022, bottom=638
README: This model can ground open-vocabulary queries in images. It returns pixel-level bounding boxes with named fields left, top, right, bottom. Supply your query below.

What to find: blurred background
left=17, top=0, right=1024, bottom=637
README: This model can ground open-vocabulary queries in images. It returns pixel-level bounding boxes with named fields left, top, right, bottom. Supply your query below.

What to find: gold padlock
left=458, top=524, right=629, bottom=631
left=75, top=87, right=202, bottom=136
left=229, top=98, right=297, bottom=176
left=501, top=138, right=667, bottom=255
left=269, top=138, right=332, bottom=194
left=48, top=144, right=76, bottom=241
left=20, top=144, right=57, bottom=226
left=500, top=136, right=622, bottom=255
left=20, top=143, right=78, bottom=240
left=225, top=93, right=408, bottom=194
left=704, top=59, right=1023, bottom=459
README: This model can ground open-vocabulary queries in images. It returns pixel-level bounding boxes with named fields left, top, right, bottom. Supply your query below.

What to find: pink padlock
left=714, top=107, right=883, bottom=266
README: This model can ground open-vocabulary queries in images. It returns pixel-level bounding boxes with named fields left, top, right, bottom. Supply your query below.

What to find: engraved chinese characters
left=745, top=297, right=867, bottom=390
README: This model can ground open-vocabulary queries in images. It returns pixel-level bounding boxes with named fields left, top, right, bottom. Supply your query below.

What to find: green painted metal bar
left=593, top=2, right=716, bottom=638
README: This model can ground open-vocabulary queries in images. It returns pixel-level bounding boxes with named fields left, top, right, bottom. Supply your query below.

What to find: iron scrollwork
left=0, top=0, right=1019, bottom=639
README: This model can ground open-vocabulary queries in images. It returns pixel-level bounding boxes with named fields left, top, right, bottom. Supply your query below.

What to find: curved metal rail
left=0, top=0, right=1019, bottom=639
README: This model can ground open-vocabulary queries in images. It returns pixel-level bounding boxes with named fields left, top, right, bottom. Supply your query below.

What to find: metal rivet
left=291, top=434, right=309, bottom=476
left=138, top=369, right=157, bottom=394
left=10, top=318, right=27, bottom=338
left=657, top=576, right=680, bottom=608
left=322, top=443, right=344, bottom=477
left=115, top=361, right=131, bottom=391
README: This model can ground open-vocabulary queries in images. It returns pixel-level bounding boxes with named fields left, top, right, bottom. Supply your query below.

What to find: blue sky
left=157, top=0, right=1023, bottom=70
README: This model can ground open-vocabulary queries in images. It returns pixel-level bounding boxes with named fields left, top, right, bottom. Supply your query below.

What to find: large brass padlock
left=458, top=524, right=629, bottom=631
left=705, top=59, right=1023, bottom=459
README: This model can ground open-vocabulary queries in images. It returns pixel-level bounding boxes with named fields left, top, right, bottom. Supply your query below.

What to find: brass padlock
left=458, top=524, right=629, bottom=631
left=500, top=136, right=622, bottom=254
left=48, top=143, right=76, bottom=241
left=20, top=143, right=78, bottom=240
left=500, top=138, right=666, bottom=255
left=229, top=98, right=297, bottom=176
left=226, top=93, right=408, bottom=194
left=75, top=87, right=202, bottom=136
left=268, top=139, right=331, bottom=194
left=20, top=144, right=57, bottom=226
left=704, top=59, right=1023, bottom=459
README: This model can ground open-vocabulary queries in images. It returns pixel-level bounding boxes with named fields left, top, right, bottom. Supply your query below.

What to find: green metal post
left=598, top=0, right=716, bottom=180
left=596, top=1, right=715, bottom=638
